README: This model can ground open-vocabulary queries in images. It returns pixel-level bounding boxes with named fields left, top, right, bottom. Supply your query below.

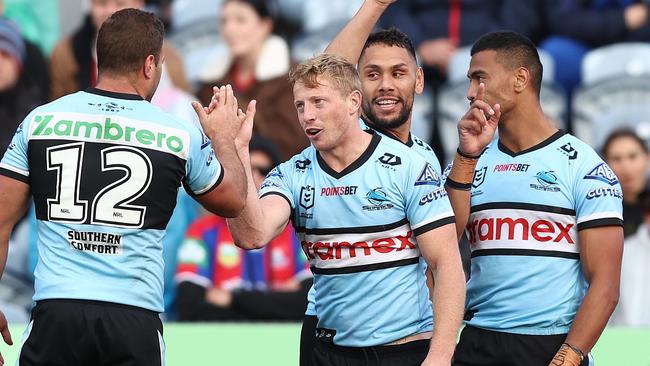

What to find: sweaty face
left=606, top=136, right=650, bottom=197
left=293, top=77, right=355, bottom=152
left=466, top=50, right=513, bottom=115
left=220, top=1, right=270, bottom=58
left=358, top=45, right=422, bottom=130
left=90, top=0, right=143, bottom=30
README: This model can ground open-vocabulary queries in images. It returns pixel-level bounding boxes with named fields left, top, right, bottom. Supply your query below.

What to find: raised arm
left=445, top=83, right=499, bottom=238
left=549, top=225, right=623, bottom=366
left=224, top=95, right=293, bottom=250
left=417, top=223, right=466, bottom=365
left=324, top=0, right=396, bottom=63
left=226, top=148, right=292, bottom=250
left=191, top=85, right=248, bottom=217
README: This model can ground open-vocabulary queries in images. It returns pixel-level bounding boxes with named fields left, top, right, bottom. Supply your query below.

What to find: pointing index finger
left=476, top=82, right=486, bottom=102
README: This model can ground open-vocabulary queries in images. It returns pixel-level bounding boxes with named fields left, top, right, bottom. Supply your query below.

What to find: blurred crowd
left=2, top=0, right=650, bottom=326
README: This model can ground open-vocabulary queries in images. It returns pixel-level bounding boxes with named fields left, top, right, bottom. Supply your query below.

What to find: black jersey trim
left=85, top=87, right=144, bottom=101
left=577, top=218, right=624, bottom=231
left=470, top=202, right=576, bottom=216
left=361, top=116, right=414, bottom=147
left=312, top=257, right=419, bottom=275
left=186, top=164, right=224, bottom=197
left=413, top=216, right=456, bottom=236
left=260, top=191, right=293, bottom=210
left=0, top=167, right=29, bottom=184
left=497, top=129, right=565, bottom=157
left=295, top=218, right=409, bottom=235
left=471, top=249, right=580, bottom=260
left=316, top=131, right=381, bottom=179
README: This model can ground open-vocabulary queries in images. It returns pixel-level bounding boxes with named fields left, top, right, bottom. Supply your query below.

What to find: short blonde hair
left=289, top=53, right=362, bottom=96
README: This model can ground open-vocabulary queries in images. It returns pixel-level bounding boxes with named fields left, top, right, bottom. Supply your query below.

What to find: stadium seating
left=572, top=76, right=650, bottom=149
left=581, top=43, right=650, bottom=86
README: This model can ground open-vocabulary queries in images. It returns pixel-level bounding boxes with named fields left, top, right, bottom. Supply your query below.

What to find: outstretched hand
left=457, top=82, right=499, bottom=157
left=235, top=99, right=257, bottom=152
left=192, top=84, right=242, bottom=143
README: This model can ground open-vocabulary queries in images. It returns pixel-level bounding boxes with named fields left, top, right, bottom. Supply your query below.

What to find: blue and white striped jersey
left=464, top=130, right=623, bottom=335
left=305, top=120, right=441, bottom=317
left=0, top=88, right=221, bottom=312
left=260, top=131, right=454, bottom=346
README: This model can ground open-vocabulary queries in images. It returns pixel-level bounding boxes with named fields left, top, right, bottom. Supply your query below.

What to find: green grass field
left=1, top=324, right=649, bottom=365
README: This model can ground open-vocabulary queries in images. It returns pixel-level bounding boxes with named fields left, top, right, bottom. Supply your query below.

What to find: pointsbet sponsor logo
left=30, top=113, right=189, bottom=157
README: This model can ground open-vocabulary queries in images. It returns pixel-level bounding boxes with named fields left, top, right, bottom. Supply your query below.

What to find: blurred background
left=2, top=0, right=650, bottom=364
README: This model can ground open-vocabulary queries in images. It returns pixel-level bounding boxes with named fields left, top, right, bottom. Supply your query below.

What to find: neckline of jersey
left=85, top=87, right=145, bottom=101
left=361, top=115, right=414, bottom=147
left=497, top=129, right=565, bottom=157
left=316, top=131, right=381, bottom=180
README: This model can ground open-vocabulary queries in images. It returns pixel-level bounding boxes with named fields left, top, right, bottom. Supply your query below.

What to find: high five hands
left=192, top=85, right=256, bottom=151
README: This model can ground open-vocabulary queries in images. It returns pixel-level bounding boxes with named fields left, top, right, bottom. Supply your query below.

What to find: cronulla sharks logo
left=363, top=188, right=393, bottom=211
left=530, top=170, right=561, bottom=192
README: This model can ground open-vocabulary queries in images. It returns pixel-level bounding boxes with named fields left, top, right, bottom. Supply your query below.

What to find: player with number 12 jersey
left=0, top=88, right=221, bottom=313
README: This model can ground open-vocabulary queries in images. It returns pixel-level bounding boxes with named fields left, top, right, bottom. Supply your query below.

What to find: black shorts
left=300, top=315, right=318, bottom=366
left=453, top=325, right=590, bottom=366
left=19, top=299, right=165, bottom=366
left=312, top=338, right=429, bottom=366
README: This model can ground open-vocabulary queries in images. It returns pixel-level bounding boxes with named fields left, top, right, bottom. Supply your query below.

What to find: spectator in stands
left=611, top=189, right=650, bottom=326
left=602, top=128, right=650, bottom=236
left=0, top=16, right=48, bottom=157
left=196, top=0, right=308, bottom=159
left=2, top=0, right=59, bottom=55
left=504, top=0, right=650, bottom=94
left=174, top=136, right=311, bottom=321
left=48, top=0, right=190, bottom=100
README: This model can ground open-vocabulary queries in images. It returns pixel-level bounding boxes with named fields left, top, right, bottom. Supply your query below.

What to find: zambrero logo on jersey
left=363, top=188, right=394, bottom=211
left=530, top=171, right=561, bottom=192
left=30, top=113, right=188, bottom=157
left=415, top=163, right=440, bottom=186
left=467, top=217, right=574, bottom=245
left=67, top=230, right=122, bottom=255
left=301, top=231, right=415, bottom=260
left=584, top=163, right=619, bottom=186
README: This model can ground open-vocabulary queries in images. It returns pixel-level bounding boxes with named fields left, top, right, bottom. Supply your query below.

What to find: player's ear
left=348, top=89, right=362, bottom=115
left=415, top=66, right=424, bottom=95
left=143, top=54, right=156, bottom=79
left=513, top=67, right=529, bottom=93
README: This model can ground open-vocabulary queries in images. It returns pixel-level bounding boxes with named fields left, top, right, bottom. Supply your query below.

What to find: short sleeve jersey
left=305, top=120, right=442, bottom=316
left=259, top=131, right=454, bottom=346
left=464, top=131, right=623, bottom=334
left=0, top=89, right=222, bottom=312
